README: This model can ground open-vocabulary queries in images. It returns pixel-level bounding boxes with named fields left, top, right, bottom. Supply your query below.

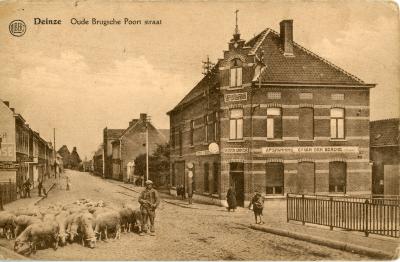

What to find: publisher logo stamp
left=9, top=20, right=26, bottom=37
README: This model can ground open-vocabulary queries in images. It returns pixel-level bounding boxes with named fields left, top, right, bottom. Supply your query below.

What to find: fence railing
left=0, top=180, right=17, bottom=210
left=287, top=193, right=400, bottom=238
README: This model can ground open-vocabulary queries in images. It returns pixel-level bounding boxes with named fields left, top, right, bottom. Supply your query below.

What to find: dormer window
left=230, top=59, right=242, bottom=87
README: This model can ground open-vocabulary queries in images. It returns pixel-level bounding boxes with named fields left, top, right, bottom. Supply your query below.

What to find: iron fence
left=0, top=180, right=17, bottom=210
left=287, top=193, right=400, bottom=238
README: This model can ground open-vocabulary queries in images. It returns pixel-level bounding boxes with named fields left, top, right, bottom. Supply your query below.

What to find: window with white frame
left=330, top=108, right=345, bottom=139
left=230, top=59, right=242, bottom=87
left=266, top=108, right=282, bottom=139
left=229, top=109, right=243, bottom=140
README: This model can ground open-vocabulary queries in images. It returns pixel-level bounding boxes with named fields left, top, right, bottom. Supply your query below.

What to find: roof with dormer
left=168, top=25, right=374, bottom=114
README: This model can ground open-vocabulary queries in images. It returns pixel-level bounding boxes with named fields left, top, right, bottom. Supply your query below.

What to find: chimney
left=3, top=101, right=9, bottom=107
left=280, top=20, right=294, bottom=56
left=140, top=113, right=147, bottom=121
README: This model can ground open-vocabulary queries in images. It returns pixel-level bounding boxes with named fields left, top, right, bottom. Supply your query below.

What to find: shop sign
left=261, top=146, right=359, bottom=154
left=223, top=148, right=249, bottom=154
left=224, top=92, right=247, bottom=102
left=0, top=162, right=19, bottom=169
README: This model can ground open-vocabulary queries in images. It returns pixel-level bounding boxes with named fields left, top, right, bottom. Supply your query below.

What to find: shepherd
left=138, top=180, right=160, bottom=236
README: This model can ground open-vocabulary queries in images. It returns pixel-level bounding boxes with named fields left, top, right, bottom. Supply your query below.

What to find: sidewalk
left=2, top=175, right=60, bottom=212
left=106, top=179, right=400, bottom=259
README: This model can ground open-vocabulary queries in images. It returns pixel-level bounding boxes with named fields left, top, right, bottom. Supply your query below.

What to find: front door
left=230, top=162, right=244, bottom=207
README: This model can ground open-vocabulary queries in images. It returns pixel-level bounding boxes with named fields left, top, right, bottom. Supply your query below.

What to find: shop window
left=330, top=108, right=345, bottom=139
left=265, top=162, right=284, bottom=195
left=204, top=163, right=209, bottom=192
left=266, top=108, right=282, bottom=139
left=299, top=107, right=314, bottom=140
left=230, top=59, right=242, bottom=87
left=229, top=109, right=243, bottom=140
left=329, top=161, right=346, bottom=193
left=190, top=120, right=194, bottom=146
left=213, top=162, right=219, bottom=194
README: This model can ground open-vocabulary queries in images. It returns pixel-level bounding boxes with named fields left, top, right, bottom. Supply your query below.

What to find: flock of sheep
left=0, top=199, right=143, bottom=256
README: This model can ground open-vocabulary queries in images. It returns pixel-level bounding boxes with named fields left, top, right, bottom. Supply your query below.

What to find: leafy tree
left=134, top=143, right=170, bottom=186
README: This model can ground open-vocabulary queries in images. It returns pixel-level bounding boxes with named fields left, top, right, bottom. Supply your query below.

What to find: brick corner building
left=168, top=19, right=375, bottom=207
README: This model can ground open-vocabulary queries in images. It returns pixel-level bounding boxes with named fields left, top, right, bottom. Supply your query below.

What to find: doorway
left=229, top=162, right=244, bottom=207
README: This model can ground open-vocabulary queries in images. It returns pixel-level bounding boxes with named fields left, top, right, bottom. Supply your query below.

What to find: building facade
left=111, top=113, right=169, bottom=183
left=370, top=119, right=400, bottom=195
left=0, top=100, right=54, bottom=191
left=168, top=20, right=374, bottom=207
left=103, top=128, right=124, bottom=179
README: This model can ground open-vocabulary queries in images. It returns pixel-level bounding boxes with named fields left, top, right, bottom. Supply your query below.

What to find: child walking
left=249, top=191, right=265, bottom=224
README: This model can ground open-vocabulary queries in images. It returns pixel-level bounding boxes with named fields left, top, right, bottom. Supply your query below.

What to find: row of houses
left=0, top=99, right=60, bottom=191
left=167, top=19, right=399, bottom=207
left=92, top=113, right=169, bottom=184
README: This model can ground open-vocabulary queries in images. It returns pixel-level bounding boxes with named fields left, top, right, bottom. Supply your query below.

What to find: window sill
left=227, top=86, right=244, bottom=90
left=330, top=139, right=347, bottom=142
left=266, top=139, right=284, bottom=142
left=227, top=139, right=245, bottom=143
left=211, top=193, right=219, bottom=198
left=298, top=139, right=315, bottom=142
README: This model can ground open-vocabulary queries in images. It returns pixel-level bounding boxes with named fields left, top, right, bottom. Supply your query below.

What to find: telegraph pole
left=53, top=128, right=56, bottom=179
left=145, top=115, right=151, bottom=182
left=202, top=56, right=215, bottom=110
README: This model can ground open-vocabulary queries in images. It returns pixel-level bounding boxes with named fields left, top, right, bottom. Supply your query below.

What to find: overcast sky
left=0, top=1, right=399, bottom=159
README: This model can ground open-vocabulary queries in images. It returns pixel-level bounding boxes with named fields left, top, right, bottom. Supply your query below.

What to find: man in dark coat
left=226, top=186, right=237, bottom=212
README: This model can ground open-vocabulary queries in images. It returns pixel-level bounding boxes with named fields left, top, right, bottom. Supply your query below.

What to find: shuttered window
left=297, top=162, right=315, bottom=194
left=299, top=107, right=314, bottom=140
left=265, top=162, right=284, bottom=195
left=266, top=108, right=282, bottom=139
left=329, top=161, right=346, bottom=193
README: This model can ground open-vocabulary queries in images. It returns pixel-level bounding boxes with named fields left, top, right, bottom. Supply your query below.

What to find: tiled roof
left=370, top=118, right=399, bottom=147
left=252, top=29, right=364, bottom=84
left=169, top=63, right=219, bottom=112
left=170, top=26, right=370, bottom=113
left=106, top=129, right=124, bottom=139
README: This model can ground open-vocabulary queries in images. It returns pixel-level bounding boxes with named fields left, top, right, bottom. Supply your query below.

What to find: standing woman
left=226, top=186, right=237, bottom=212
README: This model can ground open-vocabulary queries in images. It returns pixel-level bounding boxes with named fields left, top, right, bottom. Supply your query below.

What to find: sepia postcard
left=0, top=0, right=399, bottom=260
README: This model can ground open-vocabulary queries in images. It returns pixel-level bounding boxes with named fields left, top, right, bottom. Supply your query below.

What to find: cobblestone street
left=0, top=170, right=372, bottom=260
